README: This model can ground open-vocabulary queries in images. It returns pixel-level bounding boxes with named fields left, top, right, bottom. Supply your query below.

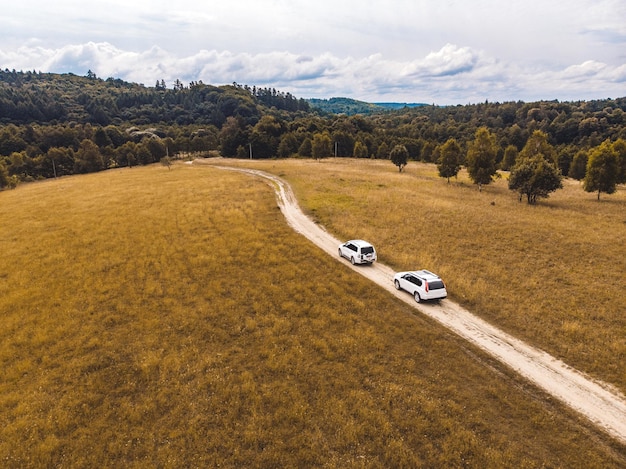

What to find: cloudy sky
left=1, top=0, right=625, bottom=104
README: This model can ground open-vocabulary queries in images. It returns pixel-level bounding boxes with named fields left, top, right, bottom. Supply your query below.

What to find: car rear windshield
left=429, top=280, right=445, bottom=290
left=361, top=246, right=374, bottom=254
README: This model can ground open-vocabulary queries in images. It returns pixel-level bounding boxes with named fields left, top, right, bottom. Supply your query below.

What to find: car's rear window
left=429, top=280, right=445, bottom=290
left=361, top=246, right=374, bottom=254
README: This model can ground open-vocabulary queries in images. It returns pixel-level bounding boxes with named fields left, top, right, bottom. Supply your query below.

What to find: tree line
left=1, top=70, right=625, bottom=200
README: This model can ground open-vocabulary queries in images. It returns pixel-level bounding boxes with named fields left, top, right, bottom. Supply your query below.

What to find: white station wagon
left=338, top=240, right=377, bottom=265
left=393, top=270, right=447, bottom=302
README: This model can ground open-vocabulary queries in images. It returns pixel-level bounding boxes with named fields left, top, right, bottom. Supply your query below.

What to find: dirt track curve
left=204, top=162, right=626, bottom=445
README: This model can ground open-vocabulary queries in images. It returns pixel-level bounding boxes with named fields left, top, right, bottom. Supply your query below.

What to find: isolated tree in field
left=466, top=127, right=498, bottom=191
left=568, top=150, right=588, bottom=180
left=311, top=132, right=332, bottom=160
left=160, top=156, right=172, bottom=170
left=437, top=138, right=461, bottom=183
left=583, top=140, right=619, bottom=200
left=390, top=144, right=409, bottom=172
left=508, top=155, right=563, bottom=204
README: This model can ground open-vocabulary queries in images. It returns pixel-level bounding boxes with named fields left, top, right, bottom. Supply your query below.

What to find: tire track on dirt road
left=205, top=162, right=626, bottom=445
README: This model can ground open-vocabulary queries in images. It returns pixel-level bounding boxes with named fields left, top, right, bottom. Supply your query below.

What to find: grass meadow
left=1, top=161, right=625, bottom=467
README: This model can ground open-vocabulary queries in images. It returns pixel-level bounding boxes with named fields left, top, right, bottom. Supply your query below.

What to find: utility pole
left=249, top=143, right=253, bottom=159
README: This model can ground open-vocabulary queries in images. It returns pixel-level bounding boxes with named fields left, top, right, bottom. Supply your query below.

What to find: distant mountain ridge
left=307, top=97, right=427, bottom=115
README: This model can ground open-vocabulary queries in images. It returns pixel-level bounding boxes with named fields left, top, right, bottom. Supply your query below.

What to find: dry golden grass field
left=210, top=157, right=626, bottom=395
left=1, top=161, right=625, bottom=467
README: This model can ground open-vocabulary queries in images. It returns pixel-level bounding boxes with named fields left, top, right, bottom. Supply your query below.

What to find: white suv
left=393, top=270, right=447, bottom=302
left=338, top=240, right=377, bottom=265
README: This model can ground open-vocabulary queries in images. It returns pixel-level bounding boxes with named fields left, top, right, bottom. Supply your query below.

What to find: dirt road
left=208, top=163, right=626, bottom=445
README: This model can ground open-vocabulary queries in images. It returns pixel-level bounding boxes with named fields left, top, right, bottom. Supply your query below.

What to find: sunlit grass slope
left=1, top=163, right=624, bottom=467
left=208, top=157, right=626, bottom=396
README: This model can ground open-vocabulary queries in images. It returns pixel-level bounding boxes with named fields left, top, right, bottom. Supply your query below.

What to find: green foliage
left=437, top=138, right=462, bottom=182
left=389, top=144, right=409, bottom=172
left=466, top=127, right=498, bottom=190
left=584, top=139, right=620, bottom=199
left=298, top=137, right=312, bottom=157
left=376, top=141, right=390, bottom=159
left=1, top=69, right=625, bottom=187
left=613, top=138, right=626, bottom=184
left=352, top=140, right=369, bottom=158
left=508, top=155, right=563, bottom=204
left=568, top=150, right=588, bottom=180
left=519, top=130, right=557, bottom=164
left=501, top=144, right=518, bottom=170
left=307, top=97, right=385, bottom=115
left=0, top=159, right=10, bottom=188
left=311, top=132, right=332, bottom=159
left=74, top=139, right=104, bottom=174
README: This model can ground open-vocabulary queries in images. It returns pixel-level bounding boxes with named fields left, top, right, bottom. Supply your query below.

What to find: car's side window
left=349, top=244, right=356, bottom=252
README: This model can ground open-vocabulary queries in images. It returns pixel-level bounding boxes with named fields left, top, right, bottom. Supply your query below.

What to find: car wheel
left=350, top=257, right=356, bottom=265
left=394, top=279, right=401, bottom=290
left=414, top=291, right=421, bottom=303
left=338, top=248, right=343, bottom=258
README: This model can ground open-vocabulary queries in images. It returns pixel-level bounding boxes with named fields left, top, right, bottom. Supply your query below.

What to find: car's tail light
left=424, top=281, right=429, bottom=292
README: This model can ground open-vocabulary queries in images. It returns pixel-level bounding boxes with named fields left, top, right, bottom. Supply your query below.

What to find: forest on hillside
left=1, top=69, right=625, bottom=198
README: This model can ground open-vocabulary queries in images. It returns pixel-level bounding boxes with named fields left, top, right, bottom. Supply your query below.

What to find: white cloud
left=2, top=41, right=625, bottom=104
left=1, top=0, right=625, bottom=103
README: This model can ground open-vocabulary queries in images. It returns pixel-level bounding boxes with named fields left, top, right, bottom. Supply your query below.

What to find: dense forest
left=1, top=69, right=625, bottom=198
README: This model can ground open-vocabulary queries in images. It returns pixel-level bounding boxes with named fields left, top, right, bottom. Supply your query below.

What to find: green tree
left=219, top=116, right=247, bottom=158
left=46, top=147, right=74, bottom=177
left=145, top=138, right=167, bottom=162
left=115, top=141, right=138, bottom=167
left=94, top=127, right=112, bottom=148
left=500, top=145, right=518, bottom=171
left=437, top=138, right=461, bottom=183
left=508, top=155, right=563, bottom=204
left=277, top=132, right=299, bottom=158
left=612, top=138, right=626, bottom=184
left=0, top=159, right=10, bottom=189
left=376, top=141, right=389, bottom=159
left=353, top=140, right=368, bottom=158
left=390, top=144, right=409, bottom=172
left=466, top=127, right=498, bottom=191
left=311, top=133, right=332, bottom=160
left=519, top=130, right=557, bottom=164
left=250, top=116, right=282, bottom=159
left=298, top=137, right=312, bottom=157
left=568, top=150, right=588, bottom=180
left=583, top=140, right=619, bottom=200
left=74, top=139, right=104, bottom=173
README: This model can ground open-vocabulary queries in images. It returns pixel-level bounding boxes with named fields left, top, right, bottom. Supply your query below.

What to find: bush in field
left=390, top=144, right=409, bottom=172
left=508, top=155, right=563, bottom=204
